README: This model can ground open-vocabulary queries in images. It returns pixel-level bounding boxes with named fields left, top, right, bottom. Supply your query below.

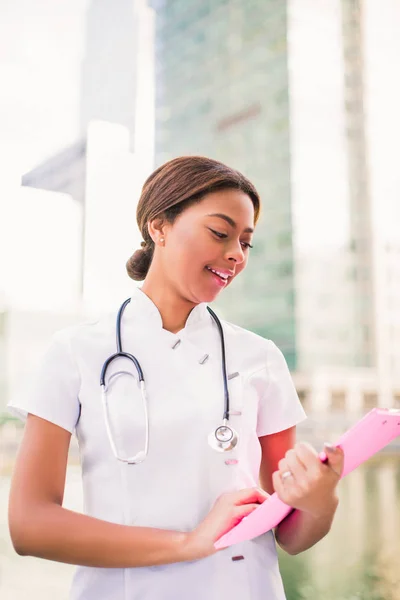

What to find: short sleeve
left=257, top=340, right=306, bottom=437
left=7, top=331, right=81, bottom=433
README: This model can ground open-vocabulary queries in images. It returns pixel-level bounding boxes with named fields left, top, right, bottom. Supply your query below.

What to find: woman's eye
left=209, top=229, right=253, bottom=249
left=210, top=229, right=228, bottom=239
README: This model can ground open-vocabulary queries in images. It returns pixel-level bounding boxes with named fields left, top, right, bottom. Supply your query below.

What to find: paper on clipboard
left=214, top=408, right=400, bottom=550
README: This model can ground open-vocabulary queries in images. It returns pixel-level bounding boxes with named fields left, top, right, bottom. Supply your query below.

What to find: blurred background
left=0, top=0, right=400, bottom=598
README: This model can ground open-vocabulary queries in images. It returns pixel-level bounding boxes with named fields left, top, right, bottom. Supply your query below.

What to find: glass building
left=151, top=0, right=400, bottom=410
left=153, top=0, right=297, bottom=367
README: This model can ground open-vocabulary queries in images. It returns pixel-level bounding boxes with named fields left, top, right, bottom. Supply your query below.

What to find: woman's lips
left=205, top=267, right=229, bottom=288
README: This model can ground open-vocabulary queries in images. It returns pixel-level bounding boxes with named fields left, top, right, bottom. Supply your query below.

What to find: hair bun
left=126, top=246, right=153, bottom=281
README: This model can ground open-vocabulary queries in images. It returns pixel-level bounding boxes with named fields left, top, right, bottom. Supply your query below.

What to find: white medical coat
left=9, top=287, right=306, bottom=600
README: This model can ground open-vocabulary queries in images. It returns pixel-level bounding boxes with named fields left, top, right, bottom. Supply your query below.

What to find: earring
left=160, top=237, right=165, bottom=245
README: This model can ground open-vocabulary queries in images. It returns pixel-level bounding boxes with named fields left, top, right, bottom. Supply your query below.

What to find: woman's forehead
left=187, top=190, right=255, bottom=224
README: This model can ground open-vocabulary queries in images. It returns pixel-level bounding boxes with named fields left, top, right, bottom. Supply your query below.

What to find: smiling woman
left=124, top=157, right=261, bottom=332
left=7, top=155, right=343, bottom=600
left=127, top=157, right=258, bottom=288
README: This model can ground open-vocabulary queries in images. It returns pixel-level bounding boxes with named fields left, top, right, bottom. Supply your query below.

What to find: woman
left=8, top=156, right=343, bottom=600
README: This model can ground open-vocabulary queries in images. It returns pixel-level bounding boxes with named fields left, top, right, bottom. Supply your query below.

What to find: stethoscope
left=100, top=298, right=238, bottom=463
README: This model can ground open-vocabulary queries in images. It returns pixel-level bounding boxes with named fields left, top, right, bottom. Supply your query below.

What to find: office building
left=81, top=0, right=155, bottom=155
left=153, top=0, right=400, bottom=411
left=21, top=140, right=86, bottom=295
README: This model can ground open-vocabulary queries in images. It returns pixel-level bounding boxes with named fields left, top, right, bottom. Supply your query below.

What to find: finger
left=323, top=443, right=344, bottom=478
left=293, top=442, right=319, bottom=470
left=258, top=488, right=270, bottom=500
left=278, top=457, right=290, bottom=472
left=292, top=443, right=326, bottom=481
left=231, top=487, right=269, bottom=506
left=284, top=450, right=307, bottom=484
left=234, top=502, right=264, bottom=519
left=234, top=502, right=266, bottom=515
left=272, top=470, right=291, bottom=503
left=277, top=458, right=296, bottom=485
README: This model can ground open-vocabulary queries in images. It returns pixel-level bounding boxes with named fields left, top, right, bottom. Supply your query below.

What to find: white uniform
left=8, top=287, right=306, bottom=600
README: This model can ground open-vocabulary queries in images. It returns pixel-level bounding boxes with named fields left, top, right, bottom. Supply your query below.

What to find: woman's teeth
left=206, top=267, right=229, bottom=280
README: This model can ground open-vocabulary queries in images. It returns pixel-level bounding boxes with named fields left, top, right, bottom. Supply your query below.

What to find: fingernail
left=324, top=442, right=336, bottom=452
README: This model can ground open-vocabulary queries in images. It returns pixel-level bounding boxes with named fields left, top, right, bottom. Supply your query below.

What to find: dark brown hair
left=126, top=156, right=261, bottom=281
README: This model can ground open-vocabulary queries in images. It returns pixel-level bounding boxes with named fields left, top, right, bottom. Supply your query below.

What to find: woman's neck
left=140, top=277, right=197, bottom=334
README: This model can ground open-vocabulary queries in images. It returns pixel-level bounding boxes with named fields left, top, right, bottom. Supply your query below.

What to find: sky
left=0, top=0, right=89, bottom=179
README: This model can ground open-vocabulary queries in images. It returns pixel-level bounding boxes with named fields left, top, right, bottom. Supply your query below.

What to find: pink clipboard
left=215, top=408, right=400, bottom=550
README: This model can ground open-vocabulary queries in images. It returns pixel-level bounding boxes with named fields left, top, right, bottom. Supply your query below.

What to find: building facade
left=21, top=140, right=86, bottom=208
left=154, top=0, right=297, bottom=367
left=152, top=0, right=400, bottom=410
left=81, top=0, right=155, bottom=155
left=21, top=140, right=86, bottom=296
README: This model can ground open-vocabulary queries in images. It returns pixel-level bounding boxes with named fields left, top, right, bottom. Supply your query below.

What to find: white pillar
left=83, top=121, right=152, bottom=316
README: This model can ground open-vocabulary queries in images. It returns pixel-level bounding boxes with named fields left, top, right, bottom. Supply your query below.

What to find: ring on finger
left=281, top=470, right=293, bottom=482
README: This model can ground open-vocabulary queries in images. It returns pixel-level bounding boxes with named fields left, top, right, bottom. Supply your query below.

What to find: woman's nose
left=226, top=240, right=245, bottom=264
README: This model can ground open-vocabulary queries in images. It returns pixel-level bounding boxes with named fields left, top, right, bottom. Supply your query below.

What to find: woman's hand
left=273, top=442, right=344, bottom=518
left=183, top=487, right=269, bottom=561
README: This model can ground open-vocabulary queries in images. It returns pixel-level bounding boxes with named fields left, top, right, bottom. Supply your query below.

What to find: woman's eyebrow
left=206, top=213, right=254, bottom=234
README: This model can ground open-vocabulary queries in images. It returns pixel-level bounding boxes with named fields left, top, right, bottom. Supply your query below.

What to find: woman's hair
left=126, top=156, right=261, bottom=281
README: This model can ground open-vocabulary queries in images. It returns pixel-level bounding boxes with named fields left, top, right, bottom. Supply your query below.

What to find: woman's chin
left=193, top=286, right=223, bottom=304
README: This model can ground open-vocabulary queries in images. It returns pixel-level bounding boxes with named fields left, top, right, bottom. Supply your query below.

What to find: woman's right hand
left=183, top=487, right=269, bottom=561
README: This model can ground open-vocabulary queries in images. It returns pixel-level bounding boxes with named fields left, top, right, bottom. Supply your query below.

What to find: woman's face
left=158, top=189, right=256, bottom=304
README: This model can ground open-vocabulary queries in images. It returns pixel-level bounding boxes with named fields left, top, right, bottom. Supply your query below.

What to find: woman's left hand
left=272, top=442, right=345, bottom=518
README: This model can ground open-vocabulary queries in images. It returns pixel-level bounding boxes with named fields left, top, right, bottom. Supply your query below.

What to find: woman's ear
left=147, top=218, right=166, bottom=246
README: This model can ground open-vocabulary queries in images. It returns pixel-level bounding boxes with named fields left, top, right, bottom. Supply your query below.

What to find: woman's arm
left=9, top=414, right=265, bottom=567
left=9, top=415, right=190, bottom=567
left=259, top=428, right=343, bottom=555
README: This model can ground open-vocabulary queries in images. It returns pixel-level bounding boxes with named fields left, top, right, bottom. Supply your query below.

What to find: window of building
left=363, top=392, right=378, bottom=411
left=331, top=391, right=346, bottom=412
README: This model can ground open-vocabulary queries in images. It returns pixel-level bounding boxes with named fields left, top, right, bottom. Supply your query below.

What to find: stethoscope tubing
left=100, top=298, right=235, bottom=462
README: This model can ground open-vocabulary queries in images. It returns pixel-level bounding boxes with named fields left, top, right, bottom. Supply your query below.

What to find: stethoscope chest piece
left=208, top=421, right=239, bottom=452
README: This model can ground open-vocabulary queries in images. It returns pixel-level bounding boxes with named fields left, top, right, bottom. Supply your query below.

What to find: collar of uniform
left=127, top=286, right=210, bottom=333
